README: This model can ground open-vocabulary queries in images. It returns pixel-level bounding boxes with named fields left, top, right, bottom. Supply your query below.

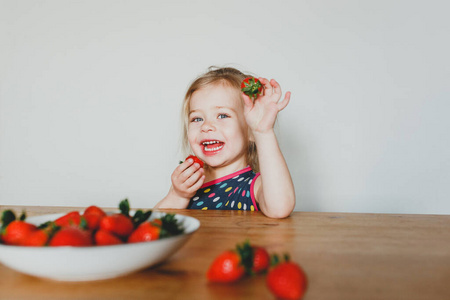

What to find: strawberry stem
left=19, top=211, right=27, bottom=221
left=132, top=210, right=153, bottom=227
left=119, top=199, right=130, bottom=216
left=236, top=240, right=254, bottom=274
left=270, top=254, right=280, bottom=267
left=159, top=214, right=184, bottom=238
left=284, top=253, right=290, bottom=262
left=1, top=210, right=16, bottom=226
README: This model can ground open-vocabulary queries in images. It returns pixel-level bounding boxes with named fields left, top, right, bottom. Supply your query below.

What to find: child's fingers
left=270, top=79, right=291, bottom=110
left=174, top=158, right=193, bottom=174
left=258, top=77, right=273, bottom=96
left=181, top=163, right=202, bottom=183
left=184, top=167, right=204, bottom=188
left=277, top=91, right=291, bottom=111
left=187, top=174, right=205, bottom=194
left=270, top=79, right=282, bottom=97
left=172, top=159, right=196, bottom=182
left=242, top=92, right=254, bottom=112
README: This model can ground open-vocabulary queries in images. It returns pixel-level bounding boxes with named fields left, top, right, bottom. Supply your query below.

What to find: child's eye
left=218, top=114, right=229, bottom=119
left=191, top=117, right=203, bottom=122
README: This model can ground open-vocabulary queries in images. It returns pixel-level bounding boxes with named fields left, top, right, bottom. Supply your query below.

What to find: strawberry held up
left=241, top=77, right=263, bottom=100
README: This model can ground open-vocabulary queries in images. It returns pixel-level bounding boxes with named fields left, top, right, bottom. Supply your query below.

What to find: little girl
left=154, top=67, right=295, bottom=218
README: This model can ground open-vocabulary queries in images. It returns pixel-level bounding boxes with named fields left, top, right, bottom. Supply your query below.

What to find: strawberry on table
left=207, top=241, right=254, bottom=283
left=241, top=77, right=263, bottom=100
left=207, top=249, right=246, bottom=283
left=266, top=255, right=308, bottom=300
left=251, top=246, right=270, bottom=274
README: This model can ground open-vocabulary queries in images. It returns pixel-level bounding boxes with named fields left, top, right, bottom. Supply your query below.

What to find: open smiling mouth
left=202, top=140, right=224, bottom=152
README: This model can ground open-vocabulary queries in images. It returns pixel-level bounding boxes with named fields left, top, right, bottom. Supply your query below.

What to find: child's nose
left=201, top=120, right=215, bottom=132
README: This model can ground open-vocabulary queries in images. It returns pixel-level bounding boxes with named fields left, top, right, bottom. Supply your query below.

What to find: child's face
left=188, top=83, right=249, bottom=170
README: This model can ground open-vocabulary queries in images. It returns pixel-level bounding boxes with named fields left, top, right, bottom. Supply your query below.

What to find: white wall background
left=1, top=0, right=449, bottom=214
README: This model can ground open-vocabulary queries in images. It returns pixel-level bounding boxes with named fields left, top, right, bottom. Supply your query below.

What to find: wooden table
left=0, top=206, right=449, bottom=300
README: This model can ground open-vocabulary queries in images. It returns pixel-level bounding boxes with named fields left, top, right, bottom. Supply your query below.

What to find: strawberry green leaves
left=241, top=77, right=263, bottom=100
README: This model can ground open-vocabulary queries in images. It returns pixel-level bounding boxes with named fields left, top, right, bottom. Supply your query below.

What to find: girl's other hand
left=170, top=158, right=205, bottom=200
left=242, top=78, right=291, bottom=134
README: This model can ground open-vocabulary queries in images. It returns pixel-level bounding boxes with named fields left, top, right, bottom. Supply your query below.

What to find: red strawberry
left=83, top=214, right=102, bottom=230
left=95, top=229, right=123, bottom=246
left=207, top=250, right=246, bottom=283
left=151, top=218, right=162, bottom=227
left=49, top=227, right=93, bottom=247
left=266, top=256, right=308, bottom=300
left=99, top=213, right=134, bottom=238
left=84, top=205, right=106, bottom=216
left=22, top=229, right=50, bottom=246
left=186, top=155, right=204, bottom=168
left=252, top=246, right=270, bottom=273
left=206, top=241, right=273, bottom=282
left=1, top=220, right=37, bottom=246
left=241, top=77, right=263, bottom=100
left=83, top=206, right=106, bottom=230
left=128, top=221, right=161, bottom=243
left=54, top=211, right=81, bottom=227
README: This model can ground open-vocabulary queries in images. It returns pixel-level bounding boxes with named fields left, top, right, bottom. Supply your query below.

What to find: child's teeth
left=202, top=141, right=223, bottom=152
left=204, top=145, right=223, bottom=151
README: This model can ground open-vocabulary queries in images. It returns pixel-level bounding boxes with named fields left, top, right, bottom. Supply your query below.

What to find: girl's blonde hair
left=181, top=66, right=259, bottom=172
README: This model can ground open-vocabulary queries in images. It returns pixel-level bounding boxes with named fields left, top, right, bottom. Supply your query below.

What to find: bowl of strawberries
left=0, top=199, right=200, bottom=281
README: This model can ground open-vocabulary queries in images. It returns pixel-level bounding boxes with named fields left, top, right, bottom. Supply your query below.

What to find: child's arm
left=243, top=78, right=296, bottom=218
left=154, top=159, right=205, bottom=209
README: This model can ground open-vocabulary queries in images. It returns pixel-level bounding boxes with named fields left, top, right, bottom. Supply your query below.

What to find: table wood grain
left=0, top=205, right=449, bottom=300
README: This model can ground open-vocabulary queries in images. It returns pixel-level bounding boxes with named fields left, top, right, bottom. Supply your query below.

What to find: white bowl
left=0, top=211, right=200, bottom=281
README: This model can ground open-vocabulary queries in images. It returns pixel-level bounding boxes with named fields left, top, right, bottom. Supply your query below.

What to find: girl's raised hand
left=242, top=78, right=291, bottom=134
left=170, top=158, right=205, bottom=200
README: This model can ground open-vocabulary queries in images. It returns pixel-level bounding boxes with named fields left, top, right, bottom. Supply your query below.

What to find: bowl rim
left=0, top=210, right=200, bottom=251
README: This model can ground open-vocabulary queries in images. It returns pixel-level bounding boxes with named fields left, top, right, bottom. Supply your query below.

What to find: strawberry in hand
left=168, top=156, right=205, bottom=203
left=241, top=77, right=263, bottom=100
left=242, top=78, right=291, bottom=134
left=185, top=155, right=204, bottom=168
